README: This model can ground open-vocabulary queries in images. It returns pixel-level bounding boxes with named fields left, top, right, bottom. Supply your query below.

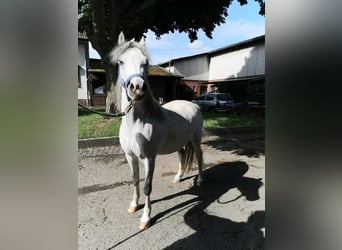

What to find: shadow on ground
left=153, top=161, right=265, bottom=249
left=203, top=132, right=265, bottom=157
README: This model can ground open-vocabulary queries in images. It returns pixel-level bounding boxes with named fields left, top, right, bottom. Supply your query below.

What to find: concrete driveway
left=78, top=131, right=265, bottom=249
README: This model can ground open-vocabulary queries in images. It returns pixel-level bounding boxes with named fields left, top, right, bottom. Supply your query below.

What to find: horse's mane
left=109, top=40, right=149, bottom=64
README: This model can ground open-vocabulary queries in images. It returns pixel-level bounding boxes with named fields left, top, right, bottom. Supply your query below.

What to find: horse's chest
left=120, top=120, right=159, bottom=157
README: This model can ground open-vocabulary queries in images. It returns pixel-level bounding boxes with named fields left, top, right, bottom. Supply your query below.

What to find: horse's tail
left=182, top=141, right=195, bottom=173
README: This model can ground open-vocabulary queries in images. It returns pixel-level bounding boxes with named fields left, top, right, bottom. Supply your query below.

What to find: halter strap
left=118, top=72, right=144, bottom=88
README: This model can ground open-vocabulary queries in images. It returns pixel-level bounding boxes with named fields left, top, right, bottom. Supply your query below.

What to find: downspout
left=85, top=41, right=90, bottom=106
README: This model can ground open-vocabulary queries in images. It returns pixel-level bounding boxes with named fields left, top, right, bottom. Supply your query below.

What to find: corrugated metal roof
left=159, top=51, right=209, bottom=66
left=209, top=35, right=264, bottom=56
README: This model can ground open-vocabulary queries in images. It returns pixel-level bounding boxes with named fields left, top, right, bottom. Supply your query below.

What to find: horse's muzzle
left=127, top=78, right=145, bottom=101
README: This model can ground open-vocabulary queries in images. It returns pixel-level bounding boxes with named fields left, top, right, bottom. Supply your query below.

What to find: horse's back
left=161, top=100, right=203, bottom=143
left=162, top=100, right=202, bottom=123
left=153, top=100, right=202, bottom=155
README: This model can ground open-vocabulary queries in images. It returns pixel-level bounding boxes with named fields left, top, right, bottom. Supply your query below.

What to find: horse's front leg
left=139, top=156, right=156, bottom=230
left=125, top=153, right=140, bottom=213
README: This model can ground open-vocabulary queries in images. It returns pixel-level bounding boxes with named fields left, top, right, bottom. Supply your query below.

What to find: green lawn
left=78, top=108, right=264, bottom=139
left=202, top=112, right=264, bottom=129
left=78, top=108, right=121, bottom=139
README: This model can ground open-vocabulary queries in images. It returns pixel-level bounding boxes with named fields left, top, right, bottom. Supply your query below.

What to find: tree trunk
left=87, top=0, right=137, bottom=113
left=103, top=58, right=118, bottom=113
left=89, top=42, right=119, bottom=113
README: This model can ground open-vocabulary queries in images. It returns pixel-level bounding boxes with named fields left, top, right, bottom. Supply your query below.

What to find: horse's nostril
left=130, top=82, right=141, bottom=91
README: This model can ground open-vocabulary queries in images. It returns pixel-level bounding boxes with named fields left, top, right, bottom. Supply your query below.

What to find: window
left=198, top=95, right=205, bottom=101
left=200, top=85, right=207, bottom=95
left=206, top=94, right=214, bottom=101
left=217, top=94, right=229, bottom=101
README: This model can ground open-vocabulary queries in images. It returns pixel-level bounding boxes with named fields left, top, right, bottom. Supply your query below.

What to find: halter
left=118, top=66, right=145, bottom=89
left=117, top=64, right=146, bottom=103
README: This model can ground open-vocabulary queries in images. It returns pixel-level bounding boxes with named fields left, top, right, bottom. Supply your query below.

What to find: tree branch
left=89, top=0, right=113, bottom=56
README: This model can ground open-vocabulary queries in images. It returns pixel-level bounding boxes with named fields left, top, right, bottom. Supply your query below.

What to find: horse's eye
left=117, top=60, right=124, bottom=65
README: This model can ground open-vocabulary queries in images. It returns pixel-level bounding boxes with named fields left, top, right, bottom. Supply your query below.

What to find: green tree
left=78, top=0, right=265, bottom=112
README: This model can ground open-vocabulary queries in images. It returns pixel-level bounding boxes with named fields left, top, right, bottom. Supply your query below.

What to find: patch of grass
left=78, top=108, right=121, bottom=139
left=202, top=112, right=264, bottom=129
left=78, top=108, right=264, bottom=139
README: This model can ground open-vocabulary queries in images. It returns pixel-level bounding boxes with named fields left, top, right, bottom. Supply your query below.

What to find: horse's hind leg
left=125, top=153, right=140, bottom=213
left=192, top=137, right=204, bottom=186
left=173, top=148, right=185, bottom=183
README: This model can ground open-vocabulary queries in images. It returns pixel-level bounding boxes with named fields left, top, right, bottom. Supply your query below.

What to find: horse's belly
left=157, top=136, right=189, bottom=155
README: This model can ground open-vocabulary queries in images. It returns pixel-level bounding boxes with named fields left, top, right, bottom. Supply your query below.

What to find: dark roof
left=148, top=65, right=183, bottom=78
left=159, top=35, right=265, bottom=66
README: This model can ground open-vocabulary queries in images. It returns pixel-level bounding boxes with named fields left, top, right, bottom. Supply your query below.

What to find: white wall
left=209, top=43, right=265, bottom=81
left=78, top=42, right=88, bottom=102
left=160, top=38, right=265, bottom=84
left=168, top=55, right=209, bottom=81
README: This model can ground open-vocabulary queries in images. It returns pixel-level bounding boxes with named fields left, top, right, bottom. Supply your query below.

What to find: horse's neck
left=121, top=87, right=162, bottom=120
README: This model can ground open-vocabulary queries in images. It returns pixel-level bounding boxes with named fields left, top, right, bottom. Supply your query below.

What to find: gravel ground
left=78, top=131, right=265, bottom=250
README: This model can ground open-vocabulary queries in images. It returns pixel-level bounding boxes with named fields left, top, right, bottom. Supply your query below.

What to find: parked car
left=233, top=93, right=265, bottom=116
left=192, top=92, right=235, bottom=112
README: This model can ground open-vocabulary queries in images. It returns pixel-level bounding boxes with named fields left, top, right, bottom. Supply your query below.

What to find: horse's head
left=110, top=32, right=149, bottom=102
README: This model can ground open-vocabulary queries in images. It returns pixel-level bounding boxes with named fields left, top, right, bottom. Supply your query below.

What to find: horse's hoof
left=196, top=178, right=205, bottom=187
left=172, top=178, right=180, bottom=184
left=139, top=220, right=150, bottom=230
left=127, top=206, right=138, bottom=213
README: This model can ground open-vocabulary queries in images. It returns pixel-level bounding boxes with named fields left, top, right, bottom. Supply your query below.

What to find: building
left=159, top=35, right=265, bottom=101
left=147, top=65, right=186, bottom=103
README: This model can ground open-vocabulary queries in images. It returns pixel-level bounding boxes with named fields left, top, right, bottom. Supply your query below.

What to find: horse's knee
left=143, top=184, right=152, bottom=196
left=132, top=176, right=139, bottom=186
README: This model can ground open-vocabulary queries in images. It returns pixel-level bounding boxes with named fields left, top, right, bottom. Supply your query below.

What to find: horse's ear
left=118, top=31, right=125, bottom=45
left=139, top=36, right=145, bottom=46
